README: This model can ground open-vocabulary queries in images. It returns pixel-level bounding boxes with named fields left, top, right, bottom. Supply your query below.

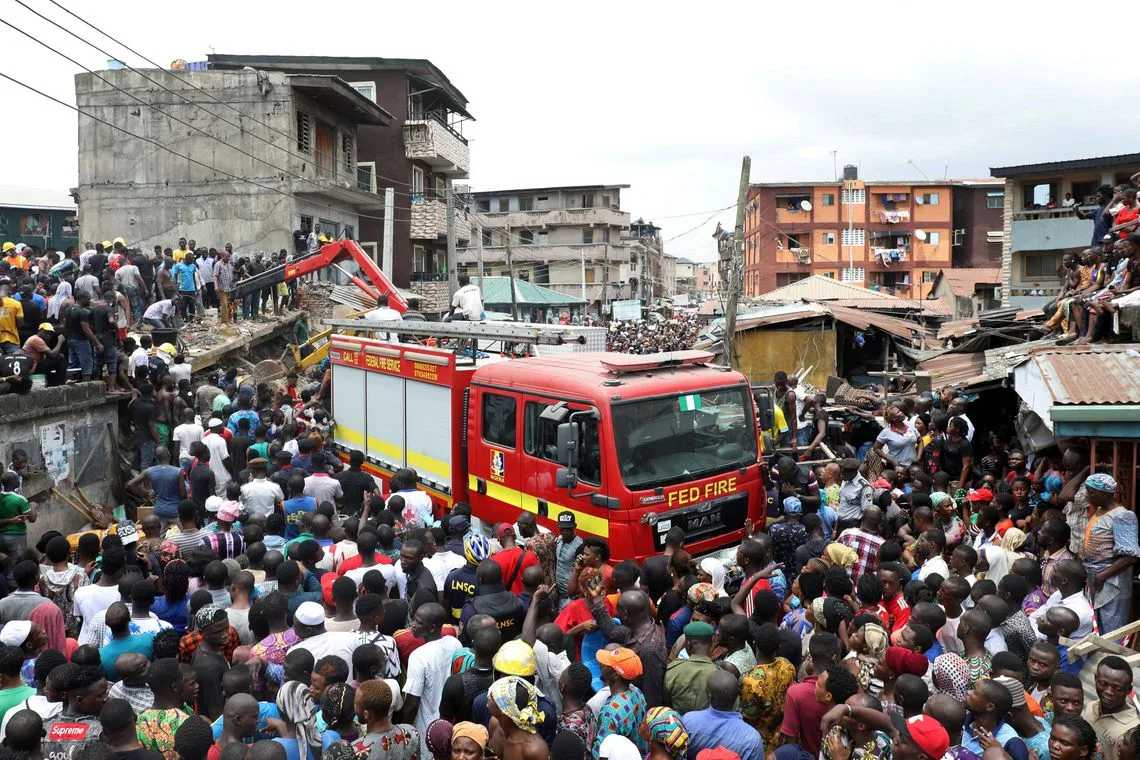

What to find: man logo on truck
left=490, top=450, right=506, bottom=482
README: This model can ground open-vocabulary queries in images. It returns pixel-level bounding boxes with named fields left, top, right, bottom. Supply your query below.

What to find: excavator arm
left=232, top=240, right=409, bottom=312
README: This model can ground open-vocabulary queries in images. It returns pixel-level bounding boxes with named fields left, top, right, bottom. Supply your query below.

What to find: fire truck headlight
left=642, top=512, right=658, bottom=526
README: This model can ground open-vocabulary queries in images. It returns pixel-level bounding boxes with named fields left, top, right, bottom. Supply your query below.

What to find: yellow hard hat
left=113, top=237, right=126, bottom=246
left=158, top=343, right=177, bottom=355
left=1, top=243, right=13, bottom=253
left=101, top=241, right=112, bottom=249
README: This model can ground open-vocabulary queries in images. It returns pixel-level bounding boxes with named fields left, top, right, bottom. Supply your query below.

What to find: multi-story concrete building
left=695, top=263, right=715, bottom=298
left=990, top=153, right=1140, bottom=307
left=75, top=69, right=390, bottom=252
left=744, top=168, right=1004, bottom=299
left=209, top=54, right=472, bottom=294
left=458, top=185, right=631, bottom=312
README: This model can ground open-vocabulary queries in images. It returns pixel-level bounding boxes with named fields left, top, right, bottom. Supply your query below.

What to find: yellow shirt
left=0, top=297, right=23, bottom=346
left=172, top=248, right=190, bottom=263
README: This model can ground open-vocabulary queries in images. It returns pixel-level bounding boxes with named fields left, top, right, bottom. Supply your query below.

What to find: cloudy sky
left=0, top=0, right=1131, bottom=262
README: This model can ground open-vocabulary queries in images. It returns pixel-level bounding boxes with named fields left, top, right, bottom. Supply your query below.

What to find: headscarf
left=277, top=681, right=320, bottom=752
left=29, top=603, right=66, bottom=656
left=687, top=582, right=718, bottom=604
left=463, top=533, right=490, bottom=565
left=425, top=719, right=454, bottom=758
left=644, top=706, right=689, bottom=758
left=931, top=653, right=971, bottom=701
left=323, top=741, right=357, bottom=760
left=980, top=544, right=1014, bottom=587
left=1000, top=528, right=1027, bottom=554
left=158, top=541, right=182, bottom=568
left=599, top=734, right=643, bottom=760
left=46, top=281, right=72, bottom=320
left=488, top=676, right=545, bottom=734
left=698, top=558, right=727, bottom=598
left=1084, top=473, right=1117, bottom=493
left=992, top=675, right=1028, bottom=708
left=451, top=722, right=489, bottom=750
left=823, top=543, right=858, bottom=569
left=930, top=492, right=953, bottom=510
left=854, top=622, right=889, bottom=692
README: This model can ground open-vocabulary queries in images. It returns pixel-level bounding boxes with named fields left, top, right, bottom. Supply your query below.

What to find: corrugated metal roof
left=918, top=352, right=987, bottom=389
left=991, top=153, right=1140, bottom=178
left=1028, top=346, right=1140, bottom=405
left=757, top=276, right=896, bottom=303
left=933, top=268, right=1003, bottom=298
left=478, top=276, right=586, bottom=306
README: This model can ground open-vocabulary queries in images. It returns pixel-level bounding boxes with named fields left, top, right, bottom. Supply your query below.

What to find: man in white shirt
left=202, top=418, right=231, bottom=497
left=171, top=408, right=204, bottom=464
left=364, top=294, right=402, bottom=340
left=444, top=275, right=483, bottom=322
left=291, top=602, right=357, bottom=678
left=240, top=458, right=284, bottom=517
left=917, top=529, right=950, bottom=581
left=142, top=299, right=178, bottom=330
left=948, top=397, right=975, bottom=442
left=402, top=602, right=461, bottom=759
left=303, top=453, right=343, bottom=507
left=1029, top=558, right=1095, bottom=638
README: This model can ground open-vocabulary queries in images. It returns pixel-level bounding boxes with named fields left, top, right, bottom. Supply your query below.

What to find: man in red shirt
left=778, top=632, right=842, bottom=760
left=490, top=524, right=538, bottom=595
left=879, top=562, right=912, bottom=638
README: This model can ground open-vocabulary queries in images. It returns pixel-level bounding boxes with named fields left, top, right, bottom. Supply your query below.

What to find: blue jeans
left=243, top=292, right=258, bottom=319
left=138, top=438, right=156, bottom=470
left=69, top=338, right=94, bottom=376
left=797, top=426, right=814, bottom=446
left=0, top=342, right=18, bottom=356
left=124, top=287, right=142, bottom=321
left=776, top=745, right=813, bottom=760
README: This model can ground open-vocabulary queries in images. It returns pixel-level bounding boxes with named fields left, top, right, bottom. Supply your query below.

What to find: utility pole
left=476, top=224, right=484, bottom=294
left=382, top=187, right=395, bottom=276
left=445, top=177, right=458, bottom=294
left=505, top=225, right=519, bottom=321
left=602, top=245, right=609, bottom=318
left=580, top=249, right=587, bottom=306
left=722, top=155, right=750, bottom=370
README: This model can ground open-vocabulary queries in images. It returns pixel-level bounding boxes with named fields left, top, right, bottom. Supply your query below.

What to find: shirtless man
left=155, top=376, right=177, bottom=450
left=488, top=677, right=549, bottom=760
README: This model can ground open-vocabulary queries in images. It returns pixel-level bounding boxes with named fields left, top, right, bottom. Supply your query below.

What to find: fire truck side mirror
left=556, top=467, right=577, bottom=489
left=556, top=422, right=579, bottom=468
left=752, top=385, right=776, bottom=432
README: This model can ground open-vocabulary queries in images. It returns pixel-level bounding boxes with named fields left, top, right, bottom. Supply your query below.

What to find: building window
left=821, top=271, right=834, bottom=279
left=296, top=112, right=312, bottom=154
left=822, top=232, right=836, bottom=245
left=497, top=198, right=510, bottom=213
left=584, top=267, right=596, bottom=283
left=481, top=229, right=493, bottom=247
left=986, top=192, right=1004, bottom=208
left=434, top=175, right=446, bottom=197
left=785, top=233, right=801, bottom=248
left=924, top=231, right=941, bottom=245
left=922, top=271, right=937, bottom=283
left=518, top=197, right=534, bottom=212
left=341, top=133, right=355, bottom=173
left=483, top=263, right=493, bottom=276
left=840, top=228, right=865, bottom=246
left=412, top=245, right=427, bottom=272
left=841, top=267, right=865, bottom=282
left=537, top=231, right=549, bottom=246
left=919, top=192, right=940, bottom=205
left=300, top=215, right=313, bottom=234
left=776, top=273, right=810, bottom=287
left=356, top=162, right=376, bottom=194
left=841, top=188, right=865, bottom=205
left=349, top=82, right=376, bottom=102
left=1023, top=253, right=1058, bottom=278
left=581, top=193, right=595, bottom=208
left=582, top=229, right=594, bottom=244
left=822, top=193, right=835, bottom=206
left=482, top=393, right=517, bottom=448
left=412, top=166, right=425, bottom=195
left=519, top=230, right=534, bottom=245
left=536, top=196, right=549, bottom=211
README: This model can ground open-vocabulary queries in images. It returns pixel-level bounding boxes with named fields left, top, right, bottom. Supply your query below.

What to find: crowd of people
left=0, top=361, right=1130, bottom=760
left=0, top=238, right=301, bottom=394
left=571, top=313, right=703, bottom=354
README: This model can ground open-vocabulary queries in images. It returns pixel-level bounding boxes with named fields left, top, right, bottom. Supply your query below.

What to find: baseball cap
left=557, top=511, right=576, bottom=528
left=596, top=647, right=643, bottom=681
left=495, top=523, right=515, bottom=539
left=890, top=714, right=949, bottom=760
left=295, top=601, right=326, bottom=627
left=966, top=487, right=994, bottom=503
left=447, top=515, right=471, bottom=535
left=218, top=501, right=241, bottom=523
left=37, top=322, right=54, bottom=332
left=116, top=521, right=139, bottom=545
left=205, top=496, right=223, bottom=513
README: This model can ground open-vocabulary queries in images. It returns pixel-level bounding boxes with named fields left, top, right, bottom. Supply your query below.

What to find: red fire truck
left=327, top=320, right=765, bottom=561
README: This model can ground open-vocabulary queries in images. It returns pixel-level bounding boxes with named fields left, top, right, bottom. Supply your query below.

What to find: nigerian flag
left=678, top=394, right=702, bottom=412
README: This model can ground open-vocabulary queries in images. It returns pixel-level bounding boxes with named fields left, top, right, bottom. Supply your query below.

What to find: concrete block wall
left=408, top=281, right=450, bottom=313
left=0, top=383, right=121, bottom=541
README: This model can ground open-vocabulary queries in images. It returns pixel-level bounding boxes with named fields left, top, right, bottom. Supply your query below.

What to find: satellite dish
left=915, top=196, right=924, bottom=205
left=800, top=200, right=813, bottom=212
left=914, top=229, right=928, bottom=242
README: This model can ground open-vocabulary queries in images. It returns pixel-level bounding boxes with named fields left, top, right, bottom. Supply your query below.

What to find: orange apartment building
left=744, top=168, right=1002, bottom=299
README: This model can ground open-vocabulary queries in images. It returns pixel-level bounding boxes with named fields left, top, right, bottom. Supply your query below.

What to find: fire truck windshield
left=611, top=387, right=757, bottom=490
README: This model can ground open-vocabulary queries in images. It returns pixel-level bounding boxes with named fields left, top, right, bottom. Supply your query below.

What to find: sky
left=0, top=0, right=1135, bottom=263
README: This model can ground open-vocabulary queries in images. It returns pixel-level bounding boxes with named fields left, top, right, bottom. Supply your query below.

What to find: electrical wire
left=662, top=205, right=737, bottom=245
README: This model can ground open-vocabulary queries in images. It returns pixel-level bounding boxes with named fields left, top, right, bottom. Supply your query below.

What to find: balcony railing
left=1012, top=207, right=1079, bottom=221
left=875, top=209, right=910, bottom=223
left=871, top=247, right=908, bottom=263
left=410, top=271, right=449, bottom=283
left=404, top=116, right=470, bottom=176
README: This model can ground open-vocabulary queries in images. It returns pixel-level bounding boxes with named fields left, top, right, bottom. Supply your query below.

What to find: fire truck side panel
left=365, top=371, right=405, bottom=472
left=404, top=380, right=453, bottom=494
left=331, top=359, right=366, bottom=453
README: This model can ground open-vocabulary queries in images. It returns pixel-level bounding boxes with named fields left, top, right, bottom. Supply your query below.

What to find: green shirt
left=212, top=394, right=231, bottom=413
left=0, top=685, right=35, bottom=725
left=0, top=493, right=30, bottom=536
